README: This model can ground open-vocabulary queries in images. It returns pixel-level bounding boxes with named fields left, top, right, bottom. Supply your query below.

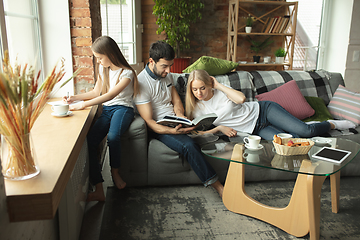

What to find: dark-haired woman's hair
left=149, top=41, right=175, bottom=63
left=91, top=36, right=139, bottom=96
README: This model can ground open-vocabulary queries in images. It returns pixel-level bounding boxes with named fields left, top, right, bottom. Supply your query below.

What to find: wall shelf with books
left=227, top=0, right=298, bottom=70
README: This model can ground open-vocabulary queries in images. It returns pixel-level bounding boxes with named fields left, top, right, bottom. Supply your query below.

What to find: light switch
left=353, top=50, right=360, bottom=62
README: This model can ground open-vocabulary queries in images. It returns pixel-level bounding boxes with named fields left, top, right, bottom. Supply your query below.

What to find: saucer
left=311, top=137, right=332, bottom=146
left=51, top=111, right=72, bottom=117
left=245, top=143, right=264, bottom=151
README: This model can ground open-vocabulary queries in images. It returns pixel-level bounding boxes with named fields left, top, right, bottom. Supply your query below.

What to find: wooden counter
left=4, top=100, right=97, bottom=222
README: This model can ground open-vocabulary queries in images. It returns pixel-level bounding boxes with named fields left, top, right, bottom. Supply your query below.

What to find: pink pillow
left=255, top=80, right=315, bottom=119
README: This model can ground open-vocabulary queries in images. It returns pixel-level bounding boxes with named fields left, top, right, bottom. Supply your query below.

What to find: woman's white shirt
left=99, top=65, right=134, bottom=108
left=193, top=88, right=260, bottom=134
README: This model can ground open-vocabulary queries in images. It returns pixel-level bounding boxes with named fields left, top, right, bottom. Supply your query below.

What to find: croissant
left=273, top=135, right=282, bottom=145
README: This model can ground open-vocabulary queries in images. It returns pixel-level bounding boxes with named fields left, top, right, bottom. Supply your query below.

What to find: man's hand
left=172, top=124, right=196, bottom=134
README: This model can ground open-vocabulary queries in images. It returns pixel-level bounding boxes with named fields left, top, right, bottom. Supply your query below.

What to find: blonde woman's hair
left=91, top=36, right=139, bottom=97
left=185, top=69, right=213, bottom=119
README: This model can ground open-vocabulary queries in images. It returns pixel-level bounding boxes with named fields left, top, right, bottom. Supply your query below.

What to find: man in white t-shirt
left=134, top=41, right=223, bottom=196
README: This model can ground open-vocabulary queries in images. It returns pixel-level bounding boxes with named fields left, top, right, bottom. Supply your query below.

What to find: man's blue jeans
left=150, top=132, right=218, bottom=186
left=253, top=101, right=331, bottom=140
left=87, top=105, right=134, bottom=185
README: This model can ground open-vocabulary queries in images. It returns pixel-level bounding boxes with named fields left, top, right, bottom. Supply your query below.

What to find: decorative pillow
left=255, top=80, right=315, bottom=119
left=182, top=56, right=238, bottom=76
left=302, top=96, right=333, bottom=122
left=327, top=85, right=360, bottom=125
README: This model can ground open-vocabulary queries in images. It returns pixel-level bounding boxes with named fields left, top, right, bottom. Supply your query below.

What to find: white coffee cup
left=264, top=56, right=271, bottom=63
left=51, top=104, right=69, bottom=115
left=243, top=135, right=261, bottom=149
left=277, top=133, right=293, bottom=139
left=243, top=150, right=260, bottom=163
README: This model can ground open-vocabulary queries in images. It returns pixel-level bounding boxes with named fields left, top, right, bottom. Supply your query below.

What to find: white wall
left=344, top=0, right=360, bottom=92
left=319, top=0, right=353, bottom=77
left=38, top=0, right=74, bottom=97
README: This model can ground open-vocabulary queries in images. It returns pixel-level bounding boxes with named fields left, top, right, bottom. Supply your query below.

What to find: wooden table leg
left=222, top=144, right=326, bottom=240
left=330, top=171, right=340, bottom=213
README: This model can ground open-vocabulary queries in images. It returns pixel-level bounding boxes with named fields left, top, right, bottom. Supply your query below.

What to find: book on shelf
left=282, top=16, right=291, bottom=33
left=269, top=16, right=279, bottom=33
left=278, top=17, right=288, bottom=33
left=156, top=113, right=218, bottom=130
left=261, top=17, right=270, bottom=33
left=273, top=16, right=283, bottom=33
left=263, top=17, right=274, bottom=33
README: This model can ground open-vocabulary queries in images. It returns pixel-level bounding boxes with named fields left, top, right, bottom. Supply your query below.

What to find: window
left=0, top=0, right=42, bottom=74
left=101, top=0, right=141, bottom=65
left=288, top=0, right=323, bottom=71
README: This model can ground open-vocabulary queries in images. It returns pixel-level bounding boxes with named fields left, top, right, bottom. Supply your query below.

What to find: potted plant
left=153, top=0, right=204, bottom=73
left=275, top=47, right=287, bottom=64
left=246, top=36, right=274, bottom=63
left=245, top=14, right=254, bottom=33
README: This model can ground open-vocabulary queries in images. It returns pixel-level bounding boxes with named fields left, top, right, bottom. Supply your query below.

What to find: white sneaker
left=327, top=120, right=357, bottom=130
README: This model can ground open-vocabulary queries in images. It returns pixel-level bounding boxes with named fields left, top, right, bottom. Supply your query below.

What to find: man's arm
left=136, top=103, right=195, bottom=135
left=171, top=86, right=186, bottom=118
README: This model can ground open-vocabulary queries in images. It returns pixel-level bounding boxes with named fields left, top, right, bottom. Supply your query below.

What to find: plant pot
left=245, top=26, right=252, bottom=33
left=253, top=56, right=261, bottom=63
left=171, top=57, right=191, bottom=73
left=1, top=132, right=40, bottom=180
left=275, top=56, right=285, bottom=64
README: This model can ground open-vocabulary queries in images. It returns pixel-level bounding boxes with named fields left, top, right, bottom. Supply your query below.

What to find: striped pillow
left=327, top=85, right=360, bottom=125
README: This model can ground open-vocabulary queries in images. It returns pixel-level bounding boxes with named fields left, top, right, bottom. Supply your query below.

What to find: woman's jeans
left=149, top=132, right=218, bottom=187
left=87, top=105, right=134, bottom=186
left=252, top=101, right=331, bottom=140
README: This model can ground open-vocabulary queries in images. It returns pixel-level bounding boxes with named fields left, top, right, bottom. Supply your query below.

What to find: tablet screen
left=312, top=147, right=351, bottom=164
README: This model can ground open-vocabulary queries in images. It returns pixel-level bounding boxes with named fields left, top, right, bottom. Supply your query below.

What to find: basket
left=272, top=138, right=314, bottom=156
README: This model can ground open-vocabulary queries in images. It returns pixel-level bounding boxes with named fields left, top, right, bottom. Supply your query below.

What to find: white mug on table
left=243, top=135, right=261, bottom=149
left=51, top=104, right=69, bottom=115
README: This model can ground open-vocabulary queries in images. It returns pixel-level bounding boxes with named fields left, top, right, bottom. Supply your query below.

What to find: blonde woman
left=64, top=36, right=139, bottom=201
left=185, top=69, right=355, bottom=140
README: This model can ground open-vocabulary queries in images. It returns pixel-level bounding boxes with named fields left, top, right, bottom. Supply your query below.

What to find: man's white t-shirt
left=134, top=66, right=175, bottom=121
left=99, top=65, right=134, bottom=108
left=193, top=88, right=260, bottom=134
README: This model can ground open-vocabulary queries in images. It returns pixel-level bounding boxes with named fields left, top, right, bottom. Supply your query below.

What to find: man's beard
left=153, top=63, right=166, bottom=78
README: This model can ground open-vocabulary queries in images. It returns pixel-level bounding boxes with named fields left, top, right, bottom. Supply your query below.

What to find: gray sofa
left=119, top=70, right=360, bottom=187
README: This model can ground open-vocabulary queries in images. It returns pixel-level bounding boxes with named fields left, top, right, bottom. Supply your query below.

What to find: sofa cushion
left=302, top=96, right=333, bottom=122
left=182, top=56, right=239, bottom=76
left=251, top=70, right=333, bottom=105
left=327, top=85, right=360, bottom=125
left=255, top=80, right=315, bottom=119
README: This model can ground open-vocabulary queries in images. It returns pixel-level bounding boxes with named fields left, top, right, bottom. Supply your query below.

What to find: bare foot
left=211, top=180, right=224, bottom=198
left=86, top=183, right=106, bottom=202
left=111, top=168, right=126, bottom=190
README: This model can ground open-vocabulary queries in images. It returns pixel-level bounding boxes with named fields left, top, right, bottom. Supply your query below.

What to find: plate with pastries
left=273, top=134, right=314, bottom=156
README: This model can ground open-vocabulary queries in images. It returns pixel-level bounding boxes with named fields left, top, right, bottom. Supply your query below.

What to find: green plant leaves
left=153, top=0, right=204, bottom=57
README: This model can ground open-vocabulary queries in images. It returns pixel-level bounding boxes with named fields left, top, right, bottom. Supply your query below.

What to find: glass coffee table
left=201, top=138, right=360, bottom=240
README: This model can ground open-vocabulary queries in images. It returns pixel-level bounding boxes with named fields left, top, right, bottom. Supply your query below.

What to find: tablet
left=312, top=147, right=351, bottom=164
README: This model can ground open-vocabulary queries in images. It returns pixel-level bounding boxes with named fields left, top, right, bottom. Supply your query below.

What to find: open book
left=156, top=113, right=218, bottom=130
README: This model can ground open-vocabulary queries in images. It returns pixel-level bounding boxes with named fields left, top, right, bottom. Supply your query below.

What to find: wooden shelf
left=227, top=0, right=298, bottom=70
left=5, top=100, right=97, bottom=222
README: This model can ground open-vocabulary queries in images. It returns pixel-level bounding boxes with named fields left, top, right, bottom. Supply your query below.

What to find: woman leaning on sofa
left=185, top=69, right=356, bottom=140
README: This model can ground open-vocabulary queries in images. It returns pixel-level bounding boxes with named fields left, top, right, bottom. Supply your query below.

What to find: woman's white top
left=99, top=65, right=134, bottom=108
left=193, top=88, right=260, bottom=134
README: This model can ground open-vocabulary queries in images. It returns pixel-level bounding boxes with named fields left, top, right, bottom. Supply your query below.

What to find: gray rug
left=99, top=177, right=360, bottom=240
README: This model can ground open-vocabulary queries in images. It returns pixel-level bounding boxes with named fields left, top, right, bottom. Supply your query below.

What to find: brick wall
left=69, top=0, right=101, bottom=94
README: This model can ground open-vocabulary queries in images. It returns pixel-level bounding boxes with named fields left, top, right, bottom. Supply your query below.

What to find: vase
left=1, top=133, right=40, bottom=180
left=253, top=55, right=260, bottom=63
left=245, top=26, right=252, bottom=33
left=275, top=56, right=284, bottom=64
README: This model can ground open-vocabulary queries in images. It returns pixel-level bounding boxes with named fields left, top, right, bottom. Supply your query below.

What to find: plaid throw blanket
left=173, top=71, right=257, bottom=106
left=251, top=70, right=334, bottom=105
